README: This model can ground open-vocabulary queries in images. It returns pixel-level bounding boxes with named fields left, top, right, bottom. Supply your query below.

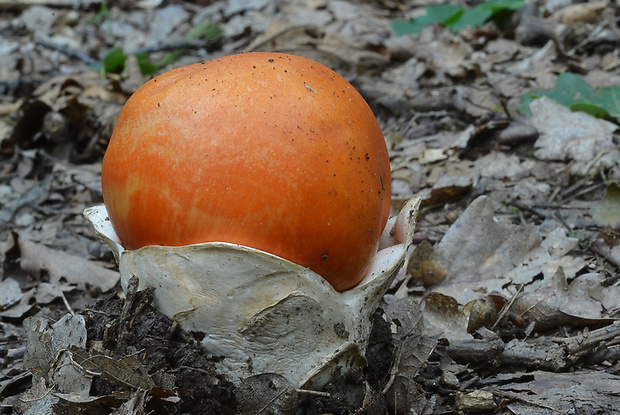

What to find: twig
left=244, top=24, right=316, bottom=53
left=296, top=389, right=330, bottom=397
left=531, top=203, right=590, bottom=210
left=560, top=321, right=620, bottom=362
left=560, top=181, right=605, bottom=204
left=34, top=38, right=97, bottom=65
left=491, top=284, right=524, bottom=331
left=553, top=211, right=571, bottom=232
left=590, top=240, right=620, bottom=269
left=509, top=200, right=548, bottom=220
left=446, top=322, right=620, bottom=371
left=59, top=290, right=74, bottom=316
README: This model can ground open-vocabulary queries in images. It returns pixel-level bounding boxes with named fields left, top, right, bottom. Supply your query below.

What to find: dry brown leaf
left=0, top=278, right=22, bottom=310
left=71, top=348, right=155, bottom=390
left=422, top=292, right=472, bottom=341
left=407, top=240, right=447, bottom=286
left=462, top=297, right=499, bottom=333
left=382, top=295, right=435, bottom=413
left=551, top=2, right=608, bottom=24
left=531, top=97, right=618, bottom=163
left=456, top=390, right=496, bottom=412
left=513, top=268, right=615, bottom=331
left=498, top=370, right=620, bottom=413
left=16, top=233, right=119, bottom=293
left=1, top=288, right=36, bottom=320
left=415, top=27, right=473, bottom=77
left=504, top=228, right=586, bottom=287
left=435, top=196, right=541, bottom=287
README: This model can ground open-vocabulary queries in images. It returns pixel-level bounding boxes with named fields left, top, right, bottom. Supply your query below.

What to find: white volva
left=84, top=197, right=420, bottom=388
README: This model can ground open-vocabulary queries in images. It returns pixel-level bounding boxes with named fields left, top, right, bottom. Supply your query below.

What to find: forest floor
left=1, top=0, right=620, bottom=414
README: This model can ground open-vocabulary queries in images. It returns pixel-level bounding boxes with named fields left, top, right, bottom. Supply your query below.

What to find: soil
left=83, top=281, right=238, bottom=415
left=78, top=279, right=396, bottom=414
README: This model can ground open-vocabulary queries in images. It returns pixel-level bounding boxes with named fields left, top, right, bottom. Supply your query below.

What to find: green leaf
left=188, top=19, right=223, bottom=43
left=154, top=19, right=223, bottom=69
left=481, top=0, right=525, bottom=11
left=390, top=4, right=462, bottom=35
left=390, top=19, right=426, bottom=36
left=520, top=72, right=620, bottom=123
left=569, top=102, right=608, bottom=119
left=449, top=7, right=493, bottom=32
left=89, top=1, right=110, bottom=26
left=156, top=50, right=186, bottom=68
left=598, top=85, right=620, bottom=122
left=135, top=52, right=159, bottom=76
left=102, top=46, right=127, bottom=74
left=391, top=0, right=524, bottom=35
left=425, top=3, right=464, bottom=22
left=93, top=47, right=159, bottom=77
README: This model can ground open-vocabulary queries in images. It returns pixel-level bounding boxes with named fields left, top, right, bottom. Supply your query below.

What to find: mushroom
left=87, top=52, right=421, bottom=388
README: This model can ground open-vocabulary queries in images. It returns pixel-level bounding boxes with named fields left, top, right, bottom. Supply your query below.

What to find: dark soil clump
left=79, top=279, right=397, bottom=414
left=83, top=280, right=237, bottom=414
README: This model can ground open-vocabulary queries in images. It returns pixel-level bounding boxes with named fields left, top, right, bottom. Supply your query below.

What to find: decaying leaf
left=498, top=370, right=620, bottom=413
left=431, top=195, right=541, bottom=300
left=407, top=240, right=447, bottom=286
left=20, top=310, right=163, bottom=412
left=16, top=232, right=119, bottom=293
left=0, top=287, right=36, bottom=320
left=551, top=2, right=608, bottom=24
left=236, top=373, right=298, bottom=415
left=422, top=292, right=473, bottom=341
left=592, top=182, right=620, bottom=230
left=406, top=195, right=613, bottom=332
left=531, top=97, right=618, bottom=164
left=0, top=278, right=22, bottom=310
left=70, top=348, right=155, bottom=391
left=462, top=296, right=499, bottom=333
left=382, top=295, right=436, bottom=413
left=513, top=268, right=617, bottom=331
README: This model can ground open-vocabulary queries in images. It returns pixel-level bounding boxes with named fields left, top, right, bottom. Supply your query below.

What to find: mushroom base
left=84, top=197, right=420, bottom=388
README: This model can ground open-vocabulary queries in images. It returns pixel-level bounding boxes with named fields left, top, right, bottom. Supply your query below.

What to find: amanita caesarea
left=87, top=52, right=421, bottom=388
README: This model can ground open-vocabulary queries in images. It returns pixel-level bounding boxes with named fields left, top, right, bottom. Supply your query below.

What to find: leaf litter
left=1, top=0, right=620, bottom=414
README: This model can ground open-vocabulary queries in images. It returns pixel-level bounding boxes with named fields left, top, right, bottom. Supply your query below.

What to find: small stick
left=296, top=389, right=331, bottom=398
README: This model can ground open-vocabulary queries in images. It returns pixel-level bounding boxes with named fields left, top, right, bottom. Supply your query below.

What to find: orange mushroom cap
left=101, top=52, right=391, bottom=292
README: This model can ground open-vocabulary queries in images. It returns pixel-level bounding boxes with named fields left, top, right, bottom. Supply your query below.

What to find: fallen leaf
left=0, top=278, right=22, bottom=310
left=1, top=288, right=36, bottom=320
left=497, top=370, right=620, bottom=413
left=422, top=292, right=473, bottom=341
left=592, top=182, right=620, bottom=230
left=407, top=240, right=447, bottom=286
left=513, top=268, right=615, bottom=330
left=382, top=295, right=435, bottom=415
left=551, top=2, right=607, bottom=24
left=237, top=374, right=298, bottom=415
left=34, top=282, right=75, bottom=305
left=71, top=348, right=155, bottom=390
left=530, top=96, right=617, bottom=162
left=435, top=195, right=541, bottom=287
left=16, top=233, right=119, bottom=293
